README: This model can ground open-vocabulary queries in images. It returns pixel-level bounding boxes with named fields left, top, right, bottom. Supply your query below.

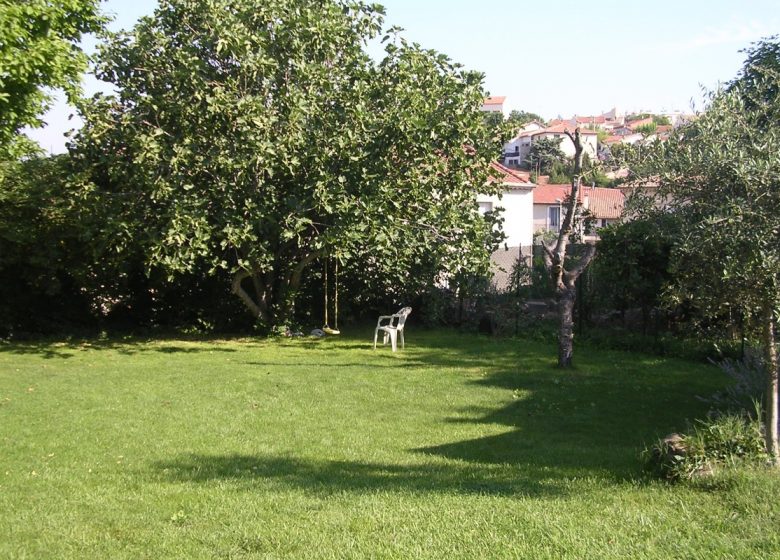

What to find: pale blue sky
left=27, top=0, right=779, bottom=153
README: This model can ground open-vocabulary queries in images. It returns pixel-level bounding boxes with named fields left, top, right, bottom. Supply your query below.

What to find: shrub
left=708, top=348, right=766, bottom=411
left=644, top=410, right=767, bottom=480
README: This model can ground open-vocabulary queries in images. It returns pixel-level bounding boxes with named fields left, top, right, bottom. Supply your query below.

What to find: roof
left=483, top=96, right=506, bottom=105
left=628, top=117, right=654, bottom=130
left=489, top=161, right=534, bottom=188
left=533, top=184, right=585, bottom=204
left=575, top=115, right=606, bottom=124
left=586, top=187, right=625, bottom=219
left=533, top=184, right=625, bottom=218
left=534, top=124, right=598, bottom=135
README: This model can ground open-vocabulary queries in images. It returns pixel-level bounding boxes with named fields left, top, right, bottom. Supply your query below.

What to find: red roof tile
left=534, top=124, right=598, bottom=135
left=586, top=187, right=624, bottom=219
left=533, top=184, right=584, bottom=204
left=489, top=161, right=533, bottom=187
left=483, top=96, right=506, bottom=105
left=575, top=116, right=606, bottom=124
left=533, top=184, right=624, bottom=218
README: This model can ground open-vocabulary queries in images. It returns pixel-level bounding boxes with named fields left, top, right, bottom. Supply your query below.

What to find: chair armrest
left=376, top=315, right=393, bottom=328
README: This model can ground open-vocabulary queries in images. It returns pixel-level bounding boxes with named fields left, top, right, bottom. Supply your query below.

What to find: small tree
left=507, top=110, right=545, bottom=127
left=642, top=38, right=780, bottom=463
left=524, top=136, right=566, bottom=174
left=541, top=128, right=597, bottom=367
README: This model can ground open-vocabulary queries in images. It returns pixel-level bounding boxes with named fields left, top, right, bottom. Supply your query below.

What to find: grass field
left=1, top=328, right=778, bottom=559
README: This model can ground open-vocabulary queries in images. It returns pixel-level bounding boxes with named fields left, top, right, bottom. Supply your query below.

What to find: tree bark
left=542, top=127, right=597, bottom=368
left=762, top=304, right=779, bottom=465
left=559, top=289, right=575, bottom=367
left=232, top=269, right=268, bottom=322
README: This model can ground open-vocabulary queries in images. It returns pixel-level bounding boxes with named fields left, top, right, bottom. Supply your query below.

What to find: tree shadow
left=0, top=338, right=239, bottom=359
left=151, top=453, right=568, bottom=498
left=408, top=339, right=720, bottom=482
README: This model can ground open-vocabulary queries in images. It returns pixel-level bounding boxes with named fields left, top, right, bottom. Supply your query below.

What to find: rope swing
left=323, top=256, right=340, bottom=335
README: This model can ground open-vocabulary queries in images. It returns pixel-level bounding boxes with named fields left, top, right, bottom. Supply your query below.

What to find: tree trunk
left=541, top=127, right=596, bottom=368
left=762, top=304, right=779, bottom=465
left=232, top=270, right=268, bottom=322
left=559, top=288, right=575, bottom=367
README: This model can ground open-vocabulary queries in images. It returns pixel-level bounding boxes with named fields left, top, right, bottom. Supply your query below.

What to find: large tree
left=73, top=0, right=502, bottom=327
left=642, top=38, right=780, bottom=463
left=0, top=0, right=104, bottom=158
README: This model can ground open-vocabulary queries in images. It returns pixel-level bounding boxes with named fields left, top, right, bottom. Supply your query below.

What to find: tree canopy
left=640, top=37, right=780, bottom=462
left=0, top=0, right=105, bottom=158
left=525, top=136, right=566, bottom=174
left=73, top=0, right=503, bottom=328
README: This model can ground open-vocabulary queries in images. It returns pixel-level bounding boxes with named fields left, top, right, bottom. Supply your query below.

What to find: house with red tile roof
left=532, top=183, right=624, bottom=239
left=477, top=161, right=536, bottom=289
left=481, top=96, right=507, bottom=116
left=504, top=123, right=598, bottom=167
left=479, top=161, right=535, bottom=247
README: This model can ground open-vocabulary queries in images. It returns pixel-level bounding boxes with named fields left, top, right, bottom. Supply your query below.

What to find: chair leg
left=390, top=330, right=397, bottom=352
left=400, top=330, right=404, bottom=349
left=373, top=329, right=378, bottom=350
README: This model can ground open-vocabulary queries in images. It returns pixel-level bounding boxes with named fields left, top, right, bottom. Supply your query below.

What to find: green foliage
left=74, top=0, right=502, bottom=326
left=651, top=70, right=780, bottom=331
left=0, top=0, right=106, bottom=158
left=524, top=136, right=566, bottom=174
left=0, top=155, right=96, bottom=333
left=634, top=122, right=657, bottom=135
left=507, top=109, right=545, bottom=127
left=637, top=37, right=780, bottom=460
left=593, top=214, right=679, bottom=325
left=652, top=115, right=671, bottom=126
left=644, top=412, right=767, bottom=480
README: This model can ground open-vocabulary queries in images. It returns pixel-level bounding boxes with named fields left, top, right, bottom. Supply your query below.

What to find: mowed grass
left=1, top=329, right=778, bottom=559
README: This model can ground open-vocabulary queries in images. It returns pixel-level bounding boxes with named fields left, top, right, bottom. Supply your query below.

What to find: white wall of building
left=533, top=203, right=560, bottom=232
left=476, top=188, right=535, bottom=247
left=534, top=131, right=598, bottom=159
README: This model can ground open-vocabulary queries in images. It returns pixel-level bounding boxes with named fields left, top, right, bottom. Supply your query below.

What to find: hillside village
left=478, top=95, right=694, bottom=288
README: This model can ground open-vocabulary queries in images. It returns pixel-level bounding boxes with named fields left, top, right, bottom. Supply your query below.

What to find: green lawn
left=1, top=329, right=778, bottom=559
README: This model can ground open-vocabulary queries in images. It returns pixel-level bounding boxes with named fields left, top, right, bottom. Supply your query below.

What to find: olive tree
left=644, top=39, right=780, bottom=463
left=73, top=0, right=502, bottom=327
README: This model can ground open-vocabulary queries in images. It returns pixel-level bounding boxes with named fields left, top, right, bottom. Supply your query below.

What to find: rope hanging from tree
left=323, top=256, right=340, bottom=335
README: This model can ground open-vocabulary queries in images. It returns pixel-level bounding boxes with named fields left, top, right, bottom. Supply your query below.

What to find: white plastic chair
left=373, top=307, right=412, bottom=352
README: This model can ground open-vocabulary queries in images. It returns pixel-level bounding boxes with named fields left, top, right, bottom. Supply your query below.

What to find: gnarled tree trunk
left=542, top=128, right=596, bottom=368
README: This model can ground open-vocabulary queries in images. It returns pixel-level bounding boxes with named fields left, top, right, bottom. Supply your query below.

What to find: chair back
left=395, top=307, right=412, bottom=329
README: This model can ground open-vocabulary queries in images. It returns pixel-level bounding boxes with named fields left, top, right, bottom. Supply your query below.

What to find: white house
left=481, top=96, right=507, bottom=117
left=533, top=124, right=598, bottom=159
left=478, top=162, right=536, bottom=289
left=503, top=123, right=598, bottom=167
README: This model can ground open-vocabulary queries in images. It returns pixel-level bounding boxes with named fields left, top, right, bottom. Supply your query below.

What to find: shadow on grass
left=405, top=334, right=720, bottom=481
left=0, top=338, right=243, bottom=359
left=152, top=453, right=569, bottom=498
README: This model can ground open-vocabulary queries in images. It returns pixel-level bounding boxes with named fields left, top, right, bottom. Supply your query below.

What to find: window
left=478, top=201, right=493, bottom=215
left=548, top=206, right=560, bottom=230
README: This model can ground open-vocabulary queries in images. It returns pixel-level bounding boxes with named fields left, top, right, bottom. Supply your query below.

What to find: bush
left=708, top=348, right=766, bottom=411
left=644, top=410, right=767, bottom=480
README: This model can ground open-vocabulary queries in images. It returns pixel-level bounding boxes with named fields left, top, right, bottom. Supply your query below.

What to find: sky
left=26, top=0, right=780, bottom=153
